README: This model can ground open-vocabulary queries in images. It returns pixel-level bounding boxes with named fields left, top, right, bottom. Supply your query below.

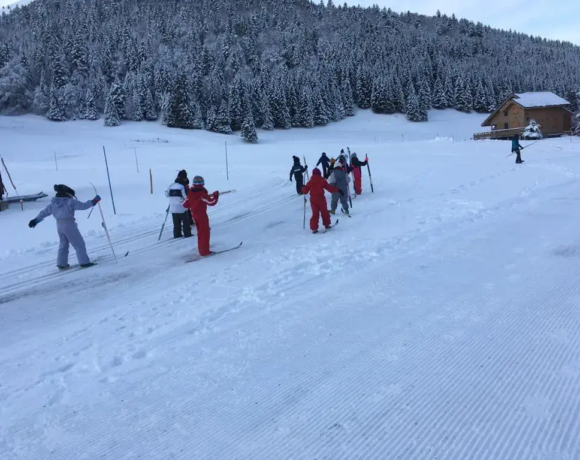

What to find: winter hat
left=192, top=176, right=205, bottom=186
left=54, top=184, right=75, bottom=197
left=351, top=152, right=358, bottom=157
left=177, top=169, right=188, bottom=180
left=312, top=168, right=321, bottom=176
left=292, top=155, right=300, bottom=163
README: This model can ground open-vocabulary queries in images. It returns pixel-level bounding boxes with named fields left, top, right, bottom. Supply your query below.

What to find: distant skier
left=328, top=160, right=350, bottom=216
left=28, top=184, right=100, bottom=269
left=165, top=169, right=192, bottom=239
left=302, top=168, right=340, bottom=234
left=0, top=172, right=5, bottom=201
left=512, top=134, right=524, bottom=164
left=289, top=156, right=308, bottom=196
left=350, top=153, right=368, bottom=195
left=183, top=176, right=219, bottom=256
left=316, top=152, right=330, bottom=178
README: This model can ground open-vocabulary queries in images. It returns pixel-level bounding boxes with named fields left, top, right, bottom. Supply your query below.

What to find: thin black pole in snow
left=225, top=141, right=229, bottom=180
left=103, top=146, right=117, bottom=215
left=134, top=148, right=139, bottom=173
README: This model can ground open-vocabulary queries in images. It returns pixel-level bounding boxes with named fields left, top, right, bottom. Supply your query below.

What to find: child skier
left=316, top=152, right=330, bottom=178
left=350, top=153, right=368, bottom=195
left=512, top=134, right=524, bottom=164
left=289, top=156, right=308, bottom=196
left=183, top=176, right=219, bottom=256
left=325, top=158, right=336, bottom=179
left=28, top=184, right=100, bottom=269
left=165, top=169, right=192, bottom=238
left=328, top=160, right=350, bottom=215
left=302, top=168, right=340, bottom=234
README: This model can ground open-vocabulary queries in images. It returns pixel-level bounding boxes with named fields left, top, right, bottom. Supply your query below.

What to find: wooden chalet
left=474, top=92, right=572, bottom=140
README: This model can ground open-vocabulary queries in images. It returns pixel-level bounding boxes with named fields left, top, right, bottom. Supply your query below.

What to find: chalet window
left=504, top=110, right=508, bottom=116
left=504, top=123, right=509, bottom=129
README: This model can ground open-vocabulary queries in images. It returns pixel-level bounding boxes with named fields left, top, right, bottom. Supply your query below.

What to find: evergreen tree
left=104, top=86, right=121, bottom=127
left=406, top=82, right=427, bottom=122
left=473, top=80, right=488, bottom=113
left=84, top=87, right=99, bottom=120
left=454, top=74, right=472, bottom=112
left=140, top=75, right=157, bottom=121
left=261, top=91, right=274, bottom=130
left=167, top=73, right=195, bottom=129
left=228, top=77, right=245, bottom=131
left=241, top=109, right=258, bottom=143
left=432, top=78, right=448, bottom=109
left=313, top=87, right=329, bottom=126
left=215, top=99, right=232, bottom=134
left=418, top=77, right=432, bottom=111
left=297, top=86, right=315, bottom=128
left=47, top=85, right=67, bottom=121
left=341, top=78, right=355, bottom=117
left=371, top=78, right=389, bottom=114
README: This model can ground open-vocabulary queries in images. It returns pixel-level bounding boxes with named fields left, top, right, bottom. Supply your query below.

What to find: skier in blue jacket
left=512, top=134, right=524, bottom=164
left=28, top=184, right=101, bottom=269
left=316, top=152, right=330, bottom=178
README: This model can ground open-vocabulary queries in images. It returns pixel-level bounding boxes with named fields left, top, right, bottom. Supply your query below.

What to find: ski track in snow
left=1, top=113, right=580, bottom=459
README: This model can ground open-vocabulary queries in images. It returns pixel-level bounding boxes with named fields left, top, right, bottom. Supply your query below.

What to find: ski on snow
left=185, top=242, right=243, bottom=263
left=56, top=251, right=130, bottom=273
left=313, top=219, right=339, bottom=234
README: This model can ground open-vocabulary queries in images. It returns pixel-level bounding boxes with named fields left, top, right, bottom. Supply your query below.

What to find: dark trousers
left=172, top=212, right=192, bottom=238
left=294, top=173, right=304, bottom=195
left=513, top=149, right=523, bottom=163
left=320, top=165, right=328, bottom=178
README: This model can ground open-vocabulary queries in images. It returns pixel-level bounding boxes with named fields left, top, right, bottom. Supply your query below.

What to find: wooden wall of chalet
left=525, top=108, right=571, bottom=134
left=488, top=103, right=571, bottom=135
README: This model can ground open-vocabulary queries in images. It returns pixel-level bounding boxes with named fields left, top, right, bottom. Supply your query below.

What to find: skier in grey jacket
left=328, top=160, right=350, bottom=215
left=28, top=184, right=101, bottom=269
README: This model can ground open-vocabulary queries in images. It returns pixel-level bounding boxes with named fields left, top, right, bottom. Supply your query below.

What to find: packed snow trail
left=2, top=112, right=580, bottom=459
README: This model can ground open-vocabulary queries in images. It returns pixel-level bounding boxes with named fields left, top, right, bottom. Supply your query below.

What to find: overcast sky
left=1, top=0, right=578, bottom=45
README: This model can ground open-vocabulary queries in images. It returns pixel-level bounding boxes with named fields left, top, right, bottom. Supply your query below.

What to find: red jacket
left=183, top=186, right=219, bottom=217
left=302, top=175, right=338, bottom=197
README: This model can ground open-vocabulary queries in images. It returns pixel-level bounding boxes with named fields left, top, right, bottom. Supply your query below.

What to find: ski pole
left=90, top=182, right=117, bottom=262
left=303, top=196, right=307, bottom=229
left=87, top=206, right=95, bottom=219
left=1, top=157, right=17, bottom=193
left=158, top=205, right=170, bottom=241
left=219, top=189, right=237, bottom=195
left=365, top=154, right=374, bottom=193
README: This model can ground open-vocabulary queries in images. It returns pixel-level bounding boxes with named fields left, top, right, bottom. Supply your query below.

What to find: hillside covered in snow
left=1, top=0, right=580, bottom=136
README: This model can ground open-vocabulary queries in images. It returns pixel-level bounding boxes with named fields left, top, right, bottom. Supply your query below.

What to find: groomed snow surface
left=1, top=110, right=580, bottom=460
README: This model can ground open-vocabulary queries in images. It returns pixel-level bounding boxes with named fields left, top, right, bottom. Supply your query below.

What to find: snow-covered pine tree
left=406, top=82, right=427, bottom=122
left=216, top=99, right=232, bottom=134
left=473, top=79, right=488, bottom=113
left=418, top=76, right=432, bottom=112
left=523, top=119, right=543, bottom=139
left=228, top=77, right=245, bottom=131
left=341, top=77, right=355, bottom=117
left=356, top=68, right=372, bottom=109
left=454, top=73, right=472, bottom=113
left=261, top=90, right=275, bottom=130
left=432, top=77, right=447, bottom=109
left=46, top=58, right=68, bottom=121
left=371, top=78, right=388, bottom=114
left=84, top=87, right=99, bottom=120
left=241, top=109, right=258, bottom=143
left=104, top=85, right=121, bottom=127
left=139, top=75, right=157, bottom=121
left=297, top=86, right=315, bottom=128
left=313, top=86, right=329, bottom=126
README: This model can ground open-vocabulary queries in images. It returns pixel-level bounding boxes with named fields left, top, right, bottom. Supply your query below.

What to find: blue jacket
left=316, top=154, right=330, bottom=168
left=512, top=138, right=523, bottom=151
left=35, top=197, right=94, bottom=221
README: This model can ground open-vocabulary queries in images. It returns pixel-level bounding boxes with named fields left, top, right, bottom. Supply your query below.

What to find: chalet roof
left=512, top=92, right=570, bottom=108
left=481, top=92, right=570, bottom=127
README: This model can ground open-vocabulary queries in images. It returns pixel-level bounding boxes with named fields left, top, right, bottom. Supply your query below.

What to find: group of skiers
left=296, top=149, right=371, bottom=233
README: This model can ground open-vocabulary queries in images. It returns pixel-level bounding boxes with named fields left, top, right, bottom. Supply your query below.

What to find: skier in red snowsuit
left=302, top=168, right=340, bottom=233
left=183, top=176, right=219, bottom=256
left=350, top=153, right=368, bottom=195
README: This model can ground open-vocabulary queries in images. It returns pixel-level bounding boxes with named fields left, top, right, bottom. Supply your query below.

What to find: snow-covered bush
left=523, top=119, right=543, bottom=140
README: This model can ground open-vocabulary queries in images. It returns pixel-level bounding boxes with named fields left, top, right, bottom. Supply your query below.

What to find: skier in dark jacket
left=316, top=152, right=330, bottom=178
left=289, top=156, right=308, bottom=196
left=165, top=169, right=193, bottom=238
left=512, top=134, right=524, bottom=164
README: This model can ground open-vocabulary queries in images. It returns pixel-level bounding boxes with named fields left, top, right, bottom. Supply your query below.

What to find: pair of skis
left=185, top=242, right=243, bottom=263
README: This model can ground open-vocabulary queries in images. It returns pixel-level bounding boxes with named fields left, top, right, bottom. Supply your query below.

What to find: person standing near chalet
left=165, top=169, right=192, bottom=238
left=512, top=134, right=524, bottom=164
left=302, top=168, right=340, bottom=234
left=350, top=153, right=368, bottom=195
left=183, top=176, right=219, bottom=256
left=316, top=152, right=330, bottom=178
left=289, top=156, right=308, bottom=196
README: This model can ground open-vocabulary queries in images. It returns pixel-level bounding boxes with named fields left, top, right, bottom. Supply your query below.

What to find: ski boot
left=312, top=230, right=319, bottom=234
left=80, top=262, right=96, bottom=268
left=57, top=264, right=70, bottom=271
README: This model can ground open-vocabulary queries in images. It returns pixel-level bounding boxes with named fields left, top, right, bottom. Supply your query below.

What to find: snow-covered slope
left=1, top=111, right=580, bottom=459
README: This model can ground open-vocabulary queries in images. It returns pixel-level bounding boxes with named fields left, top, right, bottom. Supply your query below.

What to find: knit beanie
left=312, top=168, right=321, bottom=176
left=192, top=176, right=205, bottom=186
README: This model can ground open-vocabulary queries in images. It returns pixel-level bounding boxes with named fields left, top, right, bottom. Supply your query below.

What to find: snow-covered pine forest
left=1, top=0, right=580, bottom=137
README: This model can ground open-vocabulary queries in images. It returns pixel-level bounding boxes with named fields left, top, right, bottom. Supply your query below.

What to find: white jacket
left=165, top=182, right=188, bottom=214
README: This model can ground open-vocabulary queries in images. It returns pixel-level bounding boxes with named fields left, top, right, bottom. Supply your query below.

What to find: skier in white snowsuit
left=28, top=184, right=101, bottom=269
left=328, top=161, right=350, bottom=215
